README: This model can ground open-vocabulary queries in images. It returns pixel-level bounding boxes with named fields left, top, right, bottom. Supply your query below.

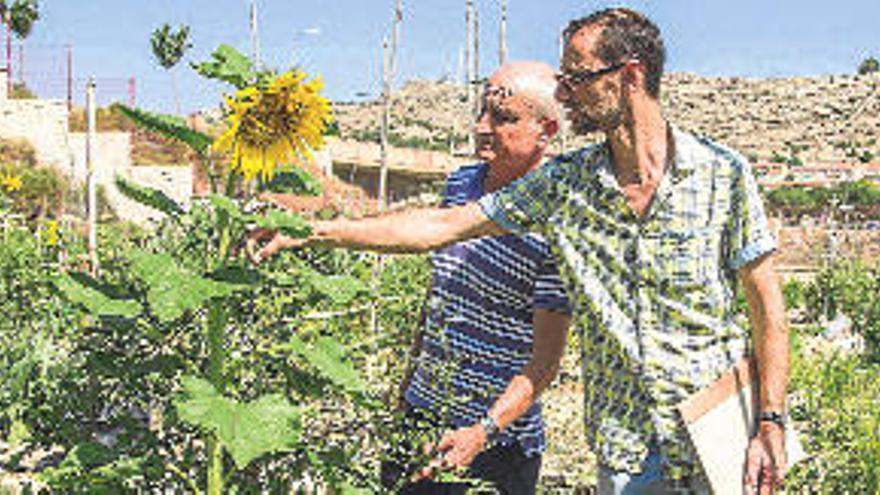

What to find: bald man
left=259, top=62, right=571, bottom=494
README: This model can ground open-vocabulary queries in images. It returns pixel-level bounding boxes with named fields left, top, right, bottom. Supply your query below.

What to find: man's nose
left=554, top=82, right=571, bottom=103
left=475, top=110, right=491, bottom=133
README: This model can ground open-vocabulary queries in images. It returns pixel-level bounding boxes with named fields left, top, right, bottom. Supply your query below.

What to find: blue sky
left=17, top=0, right=880, bottom=113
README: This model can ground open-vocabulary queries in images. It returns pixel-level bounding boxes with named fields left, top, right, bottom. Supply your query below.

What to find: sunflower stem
left=205, top=300, right=227, bottom=494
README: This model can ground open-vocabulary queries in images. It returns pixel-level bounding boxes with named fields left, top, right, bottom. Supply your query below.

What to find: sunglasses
left=556, top=62, right=626, bottom=88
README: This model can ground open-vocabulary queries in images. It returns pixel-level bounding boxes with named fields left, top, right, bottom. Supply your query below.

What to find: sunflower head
left=213, top=70, right=334, bottom=181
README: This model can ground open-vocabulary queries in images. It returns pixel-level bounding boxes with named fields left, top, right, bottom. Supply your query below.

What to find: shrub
left=786, top=354, right=880, bottom=492
left=804, top=259, right=880, bottom=360
left=858, top=56, right=880, bottom=75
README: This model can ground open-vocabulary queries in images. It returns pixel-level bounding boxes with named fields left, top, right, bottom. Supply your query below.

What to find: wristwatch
left=478, top=415, right=501, bottom=442
left=758, top=411, right=785, bottom=430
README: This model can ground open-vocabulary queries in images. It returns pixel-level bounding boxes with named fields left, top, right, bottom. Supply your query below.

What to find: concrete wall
left=69, top=132, right=191, bottom=223
left=0, top=98, right=71, bottom=169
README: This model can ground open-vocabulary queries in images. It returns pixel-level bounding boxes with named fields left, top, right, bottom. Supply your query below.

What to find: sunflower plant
left=48, top=43, right=379, bottom=494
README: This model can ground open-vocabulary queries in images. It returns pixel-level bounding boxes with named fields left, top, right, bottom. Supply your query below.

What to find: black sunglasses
left=556, top=62, right=626, bottom=88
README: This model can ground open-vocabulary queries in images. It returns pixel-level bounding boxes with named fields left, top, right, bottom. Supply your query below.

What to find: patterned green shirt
left=478, top=127, right=776, bottom=480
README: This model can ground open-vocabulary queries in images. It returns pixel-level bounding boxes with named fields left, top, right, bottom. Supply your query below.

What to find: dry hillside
left=333, top=72, right=880, bottom=163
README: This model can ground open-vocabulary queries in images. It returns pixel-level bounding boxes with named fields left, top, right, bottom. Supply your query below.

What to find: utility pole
left=85, top=78, right=98, bottom=275
left=473, top=4, right=479, bottom=87
left=558, top=32, right=568, bottom=154
left=499, top=0, right=507, bottom=66
left=4, top=12, right=10, bottom=98
left=379, top=37, right=391, bottom=212
left=465, top=0, right=474, bottom=154
left=378, top=0, right=402, bottom=212
left=66, top=45, right=72, bottom=111
left=249, top=0, right=260, bottom=68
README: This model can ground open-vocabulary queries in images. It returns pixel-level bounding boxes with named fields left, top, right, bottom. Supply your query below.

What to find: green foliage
left=208, top=193, right=312, bottom=238
left=282, top=335, right=367, bottom=395
left=150, top=23, right=192, bottom=70
left=255, top=209, right=312, bottom=238
left=115, top=175, right=185, bottom=217
left=52, top=272, right=141, bottom=318
left=9, top=81, right=36, bottom=99
left=127, top=250, right=249, bottom=323
left=304, top=270, right=368, bottom=306
left=781, top=279, right=805, bottom=310
left=0, top=0, right=39, bottom=39
left=347, top=129, right=454, bottom=152
left=858, top=56, right=880, bottom=75
left=38, top=442, right=163, bottom=493
left=786, top=354, right=880, bottom=492
left=804, top=259, right=880, bottom=360
left=114, top=104, right=213, bottom=155
left=175, top=376, right=301, bottom=469
left=192, top=44, right=259, bottom=89
left=765, top=179, right=880, bottom=219
left=264, top=166, right=324, bottom=196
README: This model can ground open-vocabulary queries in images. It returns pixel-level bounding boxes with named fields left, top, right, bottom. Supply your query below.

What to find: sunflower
left=213, top=70, right=333, bottom=181
left=1, top=172, right=22, bottom=192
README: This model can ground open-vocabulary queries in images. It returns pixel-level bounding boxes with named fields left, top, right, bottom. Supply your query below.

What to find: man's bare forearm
left=311, top=202, right=505, bottom=253
left=487, top=310, right=570, bottom=429
left=741, top=255, right=789, bottom=413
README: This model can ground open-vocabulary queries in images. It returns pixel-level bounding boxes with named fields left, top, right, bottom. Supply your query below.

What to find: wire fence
left=2, top=41, right=134, bottom=108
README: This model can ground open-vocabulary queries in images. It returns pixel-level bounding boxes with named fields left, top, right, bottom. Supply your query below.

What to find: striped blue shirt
left=405, top=163, right=571, bottom=457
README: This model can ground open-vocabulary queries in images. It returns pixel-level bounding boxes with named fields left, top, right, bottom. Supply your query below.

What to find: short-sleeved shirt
left=405, top=163, right=571, bottom=457
left=478, top=127, right=776, bottom=479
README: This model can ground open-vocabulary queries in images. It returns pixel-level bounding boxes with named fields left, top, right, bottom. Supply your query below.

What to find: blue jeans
left=597, top=450, right=710, bottom=495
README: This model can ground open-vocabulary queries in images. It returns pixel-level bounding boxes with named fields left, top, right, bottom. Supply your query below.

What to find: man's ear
left=622, top=59, right=646, bottom=93
left=541, top=119, right=560, bottom=143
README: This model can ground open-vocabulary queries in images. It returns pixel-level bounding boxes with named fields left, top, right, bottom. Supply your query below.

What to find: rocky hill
left=333, top=72, right=880, bottom=164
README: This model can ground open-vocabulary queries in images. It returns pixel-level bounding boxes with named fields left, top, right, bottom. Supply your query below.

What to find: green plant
left=39, top=41, right=380, bottom=493
left=150, top=23, right=193, bottom=115
left=786, top=354, right=880, bottom=492
left=804, top=259, right=880, bottom=360
left=0, top=0, right=39, bottom=40
left=858, top=56, right=880, bottom=75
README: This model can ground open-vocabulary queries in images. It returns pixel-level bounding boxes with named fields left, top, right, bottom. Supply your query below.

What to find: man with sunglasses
left=253, top=8, right=788, bottom=495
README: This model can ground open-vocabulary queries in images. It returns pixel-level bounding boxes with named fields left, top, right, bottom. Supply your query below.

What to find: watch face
left=480, top=416, right=500, bottom=439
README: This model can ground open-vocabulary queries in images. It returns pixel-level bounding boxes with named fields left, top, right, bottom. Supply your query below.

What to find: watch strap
left=758, top=410, right=785, bottom=429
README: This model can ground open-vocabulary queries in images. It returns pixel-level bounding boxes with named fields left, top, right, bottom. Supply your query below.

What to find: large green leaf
left=208, top=193, right=244, bottom=220
left=285, top=335, right=366, bottom=394
left=306, top=271, right=367, bottom=306
left=175, top=376, right=301, bottom=469
left=191, top=44, right=256, bottom=89
left=114, top=104, right=213, bottom=155
left=254, top=210, right=312, bottom=238
left=115, top=175, right=185, bottom=217
left=53, top=273, right=142, bottom=318
left=265, top=167, right=323, bottom=196
left=128, top=251, right=249, bottom=323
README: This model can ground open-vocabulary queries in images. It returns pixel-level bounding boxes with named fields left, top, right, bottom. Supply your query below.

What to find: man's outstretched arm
left=255, top=202, right=507, bottom=260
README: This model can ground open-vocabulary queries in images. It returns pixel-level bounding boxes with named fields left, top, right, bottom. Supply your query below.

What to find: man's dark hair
left=563, top=8, right=665, bottom=98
